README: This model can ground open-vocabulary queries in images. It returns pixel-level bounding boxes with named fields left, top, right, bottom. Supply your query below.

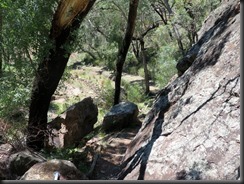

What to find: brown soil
left=83, top=126, right=141, bottom=180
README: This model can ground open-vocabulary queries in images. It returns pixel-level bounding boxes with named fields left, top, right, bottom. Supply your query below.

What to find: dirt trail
left=83, top=126, right=141, bottom=180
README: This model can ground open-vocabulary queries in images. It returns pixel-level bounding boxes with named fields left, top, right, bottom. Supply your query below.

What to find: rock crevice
left=119, top=0, right=240, bottom=180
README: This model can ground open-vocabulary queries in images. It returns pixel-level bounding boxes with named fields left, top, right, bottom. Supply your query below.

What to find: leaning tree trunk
left=114, top=0, right=139, bottom=105
left=27, top=0, right=96, bottom=151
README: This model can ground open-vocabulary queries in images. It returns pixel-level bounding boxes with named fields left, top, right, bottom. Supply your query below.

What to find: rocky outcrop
left=47, top=97, right=98, bottom=148
left=20, top=159, right=87, bottom=180
left=102, top=102, right=140, bottom=133
left=119, top=0, right=240, bottom=180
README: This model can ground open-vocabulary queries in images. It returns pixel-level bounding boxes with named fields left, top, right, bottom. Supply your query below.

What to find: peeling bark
left=27, top=0, right=96, bottom=151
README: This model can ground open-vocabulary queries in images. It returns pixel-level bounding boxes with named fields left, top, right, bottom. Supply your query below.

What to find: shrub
left=153, top=43, right=178, bottom=88
left=122, top=80, right=146, bottom=103
left=98, top=79, right=114, bottom=110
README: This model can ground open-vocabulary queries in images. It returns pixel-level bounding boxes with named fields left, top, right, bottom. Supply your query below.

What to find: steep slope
left=118, top=0, right=240, bottom=180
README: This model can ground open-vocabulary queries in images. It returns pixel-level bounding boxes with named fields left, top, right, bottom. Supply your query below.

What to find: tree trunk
left=132, top=22, right=159, bottom=94
left=140, top=39, right=150, bottom=94
left=172, top=23, right=185, bottom=56
left=26, top=0, right=96, bottom=151
left=114, top=0, right=139, bottom=105
left=184, top=3, right=198, bottom=47
left=0, top=8, right=2, bottom=77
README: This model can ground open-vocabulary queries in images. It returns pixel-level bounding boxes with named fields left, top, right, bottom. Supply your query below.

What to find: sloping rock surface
left=119, top=0, right=240, bottom=180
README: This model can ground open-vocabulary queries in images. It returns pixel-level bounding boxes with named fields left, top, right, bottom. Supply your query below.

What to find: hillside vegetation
left=0, top=0, right=225, bottom=179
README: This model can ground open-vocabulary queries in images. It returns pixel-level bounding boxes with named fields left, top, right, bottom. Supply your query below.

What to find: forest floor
left=82, top=125, right=141, bottom=179
left=47, top=53, right=159, bottom=179
left=48, top=52, right=159, bottom=122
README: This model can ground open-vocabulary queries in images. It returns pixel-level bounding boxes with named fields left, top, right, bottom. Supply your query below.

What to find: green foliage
left=49, top=102, right=66, bottom=115
left=122, top=80, right=146, bottom=103
left=137, top=67, right=145, bottom=78
left=153, top=43, right=178, bottom=88
left=96, top=108, right=107, bottom=128
left=74, top=0, right=139, bottom=71
left=0, top=114, right=27, bottom=150
left=123, top=52, right=138, bottom=75
left=0, top=0, right=58, bottom=119
left=73, top=0, right=221, bottom=93
left=94, top=74, right=146, bottom=113
left=0, top=0, right=222, bottom=136
left=98, top=79, right=114, bottom=110
left=0, top=71, right=31, bottom=117
left=100, top=43, right=118, bottom=70
left=44, top=147, right=79, bottom=160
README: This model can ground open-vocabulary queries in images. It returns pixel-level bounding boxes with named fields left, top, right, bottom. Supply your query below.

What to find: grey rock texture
left=119, top=0, right=240, bottom=180
left=47, top=97, right=98, bottom=148
left=20, top=159, right=88, bottom=180
left=102, top=102, right=140, bottom=133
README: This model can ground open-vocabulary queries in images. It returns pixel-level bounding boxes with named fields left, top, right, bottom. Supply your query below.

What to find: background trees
left=0, top=0, right=221, bottom=150
left=0, top=0, right=57, bottom=118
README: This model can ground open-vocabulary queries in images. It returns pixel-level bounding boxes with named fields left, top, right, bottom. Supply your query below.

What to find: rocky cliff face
left=119, top=0, right=240, bottom=180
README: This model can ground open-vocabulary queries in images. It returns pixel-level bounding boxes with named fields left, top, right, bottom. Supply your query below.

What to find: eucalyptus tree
left=150, top=0, right=221, bottom=88
left=75, top=0, right=130, bottom=70
left=151, top=0, right=186, bottom=55
left=26, top=0, right=96, bottom=151
left=151, top=0, right=221, bottom=52
left=175, top=0, right=221, bottom=47
left=74, top=0, right=140, bottom=105
left=131, top=0, right=160, bottom=94
left=114, top=0, right=139, bottom=105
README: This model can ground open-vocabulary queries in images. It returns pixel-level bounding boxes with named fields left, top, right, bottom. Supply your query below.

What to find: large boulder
left=102, top=102, right=140, bottom=133
left=20, top=159, right=88, bottom=180
left=118, top=0, right=240, bottom=180
left=9, top=150, right=45, bottom=178
left=47, top=97, right=98, bottom=148
left=1, top=144, right=46, bottom=180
